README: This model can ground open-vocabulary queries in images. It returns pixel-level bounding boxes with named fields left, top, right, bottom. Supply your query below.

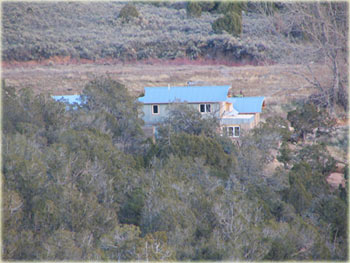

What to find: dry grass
left=2, top=61, right=331, bottom=106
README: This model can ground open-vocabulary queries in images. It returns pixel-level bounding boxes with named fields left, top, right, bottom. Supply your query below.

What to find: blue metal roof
left=138, top=85, right=231, bottom=104
left=52, top=95, right=82, bottom=105
left=227, top=97, right=265, bottom=113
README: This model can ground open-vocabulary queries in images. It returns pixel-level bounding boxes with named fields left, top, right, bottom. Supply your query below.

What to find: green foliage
left=217, top=1, right=246, bottom=15
left=250, top=117, right=290, bottom=163
left=2, top=81, right=66, bottom=143
left=81, top=77, right=144, bottom=152
left=315, top=195, right=347, bottom=240
left=158, top=102, right=220, bottom=137
left=264, top=237, right=297, bottom=260
left=211, top=1, right=246, bottom=36
left=285, top=161, right=331, bottom=215
left=2, top=78, right=347, bottom=261
left=263, top=116, right=292, bottom=142
left=118, top=3, right=139, bottom=22
left=198, top=2, right=217, bottom=12
left=100, top=224, right=142, bottom=260
left=212, top=11, right=242, bottom=36
left=287, top=102, right=335, bottom=141
left=119, top=188, right=145, bottom=226
left=277, top=142, right=292, bottom=168
left=296, top=143, right=336, bottom=175
left=186, top=2, right=202, bottom=18
left=157, top=132, right=234, bottom=177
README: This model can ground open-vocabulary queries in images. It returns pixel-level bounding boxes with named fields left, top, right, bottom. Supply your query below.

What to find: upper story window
left=200, top=104, right=211, bottom=113
left=152, top=105, right=159, bottom=114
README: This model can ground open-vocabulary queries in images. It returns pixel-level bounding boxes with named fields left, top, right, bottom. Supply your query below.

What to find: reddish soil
left=327, top=173, right=346, bottom=189
left=2, top=56, right=266, bottom=69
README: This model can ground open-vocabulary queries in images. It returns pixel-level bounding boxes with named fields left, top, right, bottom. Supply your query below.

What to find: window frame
left=223, top=126, right=240, bottom=137
left=199, top=103, right=211, bottom=113
left=152, top=104, right=159, bottom=115
left=234, top=126, right=240, bottom=137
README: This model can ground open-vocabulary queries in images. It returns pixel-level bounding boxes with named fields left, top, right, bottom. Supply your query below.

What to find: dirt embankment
left=2, top=55, right=264, bottom=69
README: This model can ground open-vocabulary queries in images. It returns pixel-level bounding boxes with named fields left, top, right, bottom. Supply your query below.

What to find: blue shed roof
left=138, top=85, right=231, bottom=104
left=52, top=95, right=82, bottom=105
left=227, top=97, right=265, bottom=113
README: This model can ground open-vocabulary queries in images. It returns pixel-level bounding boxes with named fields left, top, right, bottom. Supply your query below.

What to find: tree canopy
left=2, top=77, right=347, bottom=261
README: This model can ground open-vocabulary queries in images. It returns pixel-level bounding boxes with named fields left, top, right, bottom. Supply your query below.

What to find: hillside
left=2, top=2, right=320, bottom=64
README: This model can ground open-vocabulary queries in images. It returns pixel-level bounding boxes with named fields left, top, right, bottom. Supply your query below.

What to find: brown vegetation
left=2, top=59, right=330, bottom=106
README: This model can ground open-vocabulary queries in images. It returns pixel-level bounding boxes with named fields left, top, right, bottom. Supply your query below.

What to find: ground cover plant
left=2, top=1, right=325, bottom=64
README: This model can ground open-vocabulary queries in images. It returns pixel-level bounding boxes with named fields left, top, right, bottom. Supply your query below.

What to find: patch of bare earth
left=327, top=173, right=345, bottom=189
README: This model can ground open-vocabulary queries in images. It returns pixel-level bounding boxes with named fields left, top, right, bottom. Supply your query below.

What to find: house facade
left=51, top=86, right=265, bottom=138
left=138, top=85, right=265, bottom=138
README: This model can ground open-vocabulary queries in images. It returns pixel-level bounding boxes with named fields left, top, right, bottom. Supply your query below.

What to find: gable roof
left=138, top=85, right=231, bottom=104
left=227, top=97, right=265, bottom=113
left=52, top=95, right=82, bottom=104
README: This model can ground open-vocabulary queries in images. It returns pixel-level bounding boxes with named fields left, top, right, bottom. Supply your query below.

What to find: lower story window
left=152, top=105, right=159, bottom=114
left=234, top=126, right=240, bottom=137
left=223, top=126, right=240, bottom=137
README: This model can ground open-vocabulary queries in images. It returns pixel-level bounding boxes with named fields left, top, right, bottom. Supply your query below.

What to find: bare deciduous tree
left=259, top=2, right=348, bottom=114
left=285, top=3, right=347, bottom=114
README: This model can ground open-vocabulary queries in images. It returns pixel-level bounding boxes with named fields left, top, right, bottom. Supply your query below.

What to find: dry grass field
left=2, top=60, right=331, bottom=106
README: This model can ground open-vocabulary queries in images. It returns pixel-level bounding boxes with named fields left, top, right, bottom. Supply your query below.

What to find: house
left=52, top=85, right=265, bottom=138
left=138, top=85, right=265, bottom=138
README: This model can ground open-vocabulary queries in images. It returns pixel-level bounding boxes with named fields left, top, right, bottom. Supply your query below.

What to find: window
left=200, top=104, right=211, bottom=113
left=206, top=104, right=211, bottom=112
left=228, top=127, right=234, bottom=137
left=152, top=105, right=159, bottom=114
left=234, top=127, right=240, bottom=137
left=223, top=126, right=240, bottom=137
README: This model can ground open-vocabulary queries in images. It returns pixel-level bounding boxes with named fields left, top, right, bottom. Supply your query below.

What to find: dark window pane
left=234, top=127, right=240, bottom=137
left=153, top=105, right=158, bottom=114
left=228, top=127, right=234, bottom=136
left=200, top=104, right=205, bottom=112
left=206, top=104, right=211, bottom=112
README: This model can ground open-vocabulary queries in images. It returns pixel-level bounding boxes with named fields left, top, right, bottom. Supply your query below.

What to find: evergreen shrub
left=186, top=2, right=202, bottom=18
left=212, top=11, right=242, bottom=36
left=118, top=4, right=139, bottom=22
